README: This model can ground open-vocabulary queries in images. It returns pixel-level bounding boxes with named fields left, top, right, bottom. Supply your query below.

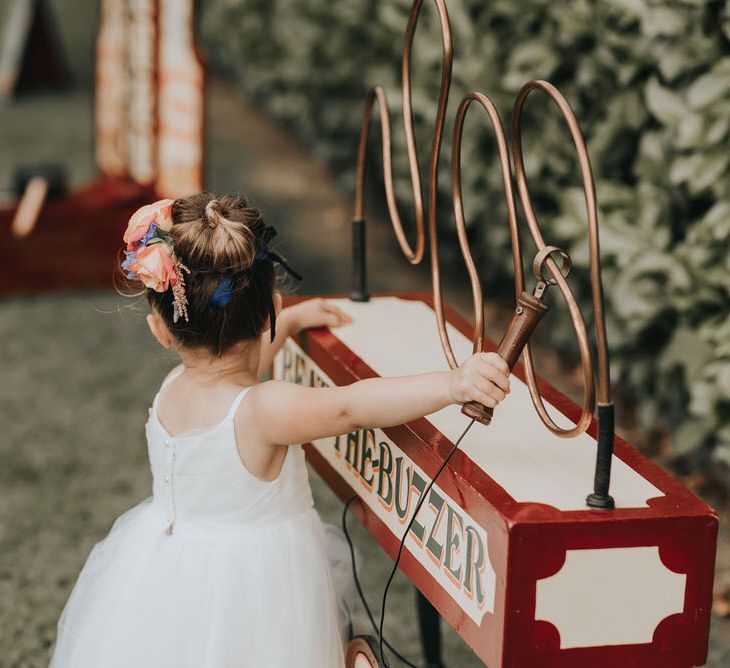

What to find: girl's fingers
left=479, top=351, right=509, bottom=374
left=475, top=377, right=505, bottom=403
left=323, top=303, right=352, bottom=320
left=477, top=359, right=510, bottom=392
left=323, top=306, right=352, bottom=327
left=470, top=388, right=498, bottom=409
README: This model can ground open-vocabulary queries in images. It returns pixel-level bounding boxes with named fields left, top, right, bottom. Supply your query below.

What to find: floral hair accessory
left=122, top=199, right=190, bottom=322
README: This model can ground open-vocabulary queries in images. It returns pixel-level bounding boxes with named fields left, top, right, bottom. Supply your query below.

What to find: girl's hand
left=449, top=352, right=510, bottom=408
left=287, top=298, right=353, bottom=333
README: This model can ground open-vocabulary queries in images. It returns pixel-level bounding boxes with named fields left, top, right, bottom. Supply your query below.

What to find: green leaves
left=688, top=59, right=730, bottom=111
left=503, top=43, right=559, bottom=90
left=645, top=77, right=688, bottom=125
left=203, top=0, right=730, bottom=471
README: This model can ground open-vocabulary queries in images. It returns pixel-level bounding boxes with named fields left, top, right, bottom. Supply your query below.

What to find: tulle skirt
left=50, top=497, right=350, bottom=668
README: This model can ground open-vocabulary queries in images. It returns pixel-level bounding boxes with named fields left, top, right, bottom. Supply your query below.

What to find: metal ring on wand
left=532, top=245, right=572, bottom=285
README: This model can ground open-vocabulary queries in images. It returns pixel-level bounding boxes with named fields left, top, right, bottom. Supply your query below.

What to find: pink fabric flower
left=129, top=243, right=177, bottom=292
left=123, top=199, right=174, bottom=251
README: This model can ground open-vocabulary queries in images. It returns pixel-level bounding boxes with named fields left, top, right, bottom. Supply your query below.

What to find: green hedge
left=202, top=0, right=730, bottom=471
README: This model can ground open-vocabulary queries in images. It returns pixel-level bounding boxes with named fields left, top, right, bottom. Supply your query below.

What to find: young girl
left=49, top=192, right=510, bottom=668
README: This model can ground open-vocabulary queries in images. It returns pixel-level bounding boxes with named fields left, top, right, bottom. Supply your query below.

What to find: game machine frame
left=0, top=0, right=204, bottom=293
left=273, top=1, right=718, bottom=667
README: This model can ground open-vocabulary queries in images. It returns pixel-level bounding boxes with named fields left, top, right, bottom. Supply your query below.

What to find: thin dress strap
left=153, top=366, right=185, bottom=409
left=224, top=386, right=253, bottom=422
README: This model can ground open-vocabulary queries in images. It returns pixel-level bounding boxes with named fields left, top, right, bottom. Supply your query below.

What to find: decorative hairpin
left=122, top=199, right=190, bottom=322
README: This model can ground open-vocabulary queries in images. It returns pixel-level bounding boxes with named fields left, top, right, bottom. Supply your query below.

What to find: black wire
left=377, top=417, right=475, bottom=667
left=341, top=418, right=476, bottom=667
left=342, top=497, right=418, bottom=668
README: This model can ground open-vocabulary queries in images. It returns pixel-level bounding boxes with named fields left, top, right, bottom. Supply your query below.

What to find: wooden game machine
left=0, top=0, right=204, bottom=293
left=274, top=1, right=718, bottom=666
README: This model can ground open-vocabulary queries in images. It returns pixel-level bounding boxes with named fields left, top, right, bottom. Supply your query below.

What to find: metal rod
left=449, top=90, right=597, bottom=434
left=415, top=590, right=444, bottom=668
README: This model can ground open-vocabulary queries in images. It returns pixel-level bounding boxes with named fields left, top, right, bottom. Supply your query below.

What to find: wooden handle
left=461, top=291, right=549, bottom=425
left=11, top=176, right=49, bottom=238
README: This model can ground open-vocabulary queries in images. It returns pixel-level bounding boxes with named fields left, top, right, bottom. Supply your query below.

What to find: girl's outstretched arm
left=247, top=352, right=510, bottom=446
left=256, top=299, right=352, bottom=377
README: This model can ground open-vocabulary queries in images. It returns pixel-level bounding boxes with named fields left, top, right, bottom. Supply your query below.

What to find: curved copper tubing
left=353, top=0, right=459, bottom=365
left=451, top=91, right=595, bottom=437
left=413, top=0, right=457, bottom=368
left=351, top=0, right=608, bottom=440
left=353, top=0, right=455, bottom=267
left=450, top=92, right=522, bottom=356
left=353, top=86, right=425, bottom=264
left=512, top=80, right=611, bottom=407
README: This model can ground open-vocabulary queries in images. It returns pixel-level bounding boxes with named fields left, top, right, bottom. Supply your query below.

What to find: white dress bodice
left=147, top=372, right=314, bottom=535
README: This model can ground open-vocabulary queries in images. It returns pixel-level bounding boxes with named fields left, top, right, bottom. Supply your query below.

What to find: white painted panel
left=535, top=547, right=686, bottom=648
left=324, top=297, right=662, bottom=511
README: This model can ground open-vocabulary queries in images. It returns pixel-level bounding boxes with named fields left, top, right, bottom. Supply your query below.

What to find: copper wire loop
left=353, top=0, right=612, bottom=438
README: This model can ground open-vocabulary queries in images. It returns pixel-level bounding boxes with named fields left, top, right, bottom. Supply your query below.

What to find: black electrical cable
left=341, top=417, right=476, bottom=667
left=378, top=417, right=475, bottom=666
left=342, top=497, right=418, bottom=668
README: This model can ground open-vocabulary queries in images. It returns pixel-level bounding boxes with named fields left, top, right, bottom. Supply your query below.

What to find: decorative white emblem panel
left=535, top=547, right=686, bottom=648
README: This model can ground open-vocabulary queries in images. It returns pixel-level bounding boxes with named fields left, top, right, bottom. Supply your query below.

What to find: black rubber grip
left=586, top=403, right=615, bottom=509
left=349, top=219, right=369, bottom=302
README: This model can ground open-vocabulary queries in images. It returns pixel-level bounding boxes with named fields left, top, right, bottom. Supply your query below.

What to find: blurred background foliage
left=201, top=0, right=730, bottom=478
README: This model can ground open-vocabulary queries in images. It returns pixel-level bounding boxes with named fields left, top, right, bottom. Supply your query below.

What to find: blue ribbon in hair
left=210, top=276, right=235, bottom=308
left=210, top=226, right=302, bottom=341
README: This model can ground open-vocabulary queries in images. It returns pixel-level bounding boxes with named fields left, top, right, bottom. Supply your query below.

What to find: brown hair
left=146, top=192, right=276, bottom=355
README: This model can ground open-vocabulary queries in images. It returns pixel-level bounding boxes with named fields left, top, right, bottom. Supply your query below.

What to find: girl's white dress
left=50, top=371, right=351, bottom=667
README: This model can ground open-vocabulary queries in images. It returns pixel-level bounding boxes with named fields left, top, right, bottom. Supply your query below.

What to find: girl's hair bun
left=204, top=199, right=223, bottom=228
left=171, top=192, right=261, bottom=274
